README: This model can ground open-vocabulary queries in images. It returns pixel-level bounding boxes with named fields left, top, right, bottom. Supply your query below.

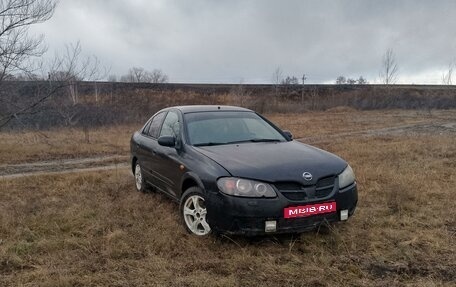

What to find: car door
left=154, top=110, right=185, bottom=198
left=137, top=111, right=167, bottom=190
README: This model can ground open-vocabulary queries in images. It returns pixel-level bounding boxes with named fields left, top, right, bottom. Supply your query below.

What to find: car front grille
left=275, top=176, right=336, bottom=201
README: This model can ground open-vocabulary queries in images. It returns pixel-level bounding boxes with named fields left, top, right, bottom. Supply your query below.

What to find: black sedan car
left=130, top=105, right=357, bottom=236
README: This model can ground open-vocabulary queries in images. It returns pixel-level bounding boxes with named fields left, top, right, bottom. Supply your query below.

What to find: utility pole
left=301, top=74, right=307, bottom=105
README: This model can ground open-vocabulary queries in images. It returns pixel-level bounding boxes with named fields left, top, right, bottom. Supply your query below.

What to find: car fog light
left=265, top=220, right=277, bottom=232
left=340, top=209, right=349, bottom=221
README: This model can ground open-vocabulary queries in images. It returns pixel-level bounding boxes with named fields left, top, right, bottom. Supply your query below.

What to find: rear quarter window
left=142, top=119, right=153, bottom=135
left=147, top=112, right=166, bottom=138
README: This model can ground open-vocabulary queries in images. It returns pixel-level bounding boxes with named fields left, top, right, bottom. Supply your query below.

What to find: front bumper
left=206, top=182, right=358, bottom=236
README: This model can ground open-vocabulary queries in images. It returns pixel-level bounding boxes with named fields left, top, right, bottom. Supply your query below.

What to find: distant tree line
left=335, top=76, right=368, bottom=85
left=109, top=67, right=168, bottom=83
left=281, top=76, right=300, bottom=85
left=4, top=66, right=169, bottom=84
left=270, top=48, right=406, bottom=86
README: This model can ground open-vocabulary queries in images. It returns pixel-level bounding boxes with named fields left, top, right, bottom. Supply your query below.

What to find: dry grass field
left=0, top=109, right=455, bottom=286
left=0, top=125, right=132, bottom=166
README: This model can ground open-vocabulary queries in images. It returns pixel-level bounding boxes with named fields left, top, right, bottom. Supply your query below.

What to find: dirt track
left=297, top=120, right=456, bottom=143
left=0, top=155, right=130, bottom=179
left=1, top=120, right=454, bottom=180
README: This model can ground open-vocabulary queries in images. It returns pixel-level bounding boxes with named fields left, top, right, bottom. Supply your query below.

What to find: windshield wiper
left=249, top=138, right=282, bottom=142
left=226, top=138, right=283, bottom=144
left=193, top=142, right=228, bottom=147
left=194, top=139, right=282, bottom=147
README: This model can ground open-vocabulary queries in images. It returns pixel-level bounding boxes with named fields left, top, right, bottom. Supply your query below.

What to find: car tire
left=180, top=187, right=212, bottom=236
left=134, top=162, right=147, bottom=193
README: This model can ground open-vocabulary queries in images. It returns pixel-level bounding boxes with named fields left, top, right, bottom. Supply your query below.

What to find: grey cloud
left=30, top=0, right=456, bottom=83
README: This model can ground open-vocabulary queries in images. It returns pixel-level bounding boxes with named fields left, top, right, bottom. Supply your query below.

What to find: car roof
left=166, top=105, right=253, bottom=114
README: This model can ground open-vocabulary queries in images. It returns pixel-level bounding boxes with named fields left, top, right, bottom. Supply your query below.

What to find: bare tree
left=0, top=41, right=107, bottom=129
left=271, top=67, right=283, bottom=97
left=47, top=42, right=107, bottom=105
left=149, top=69, right=168, bottom=83
left=0, top=0, right=56, bottom=83
left=121, top=67, right=168, bottom=83
left=380, top=48, right=399, bottom=85
left=336, top=76, right=346, bottom=84
left=346, top=78, right=356, bottom=85
left=48, top=42, right=107, bottom=116
left=272, top=67, right=283, bottom=86
left=300, top=74, right=307, bottom=105
left=301, top=74, right=307, bottom=85
left=281, top=76, right=299, bottom=85
left=0, top=0, right=57, bottom=129
left=357, top=76, right=368, bottom=84
left=121, top=67, right=146, bottom=82
left=45, top=43, right=108, bottom=141
left=442, top=61, right=454, bottom=85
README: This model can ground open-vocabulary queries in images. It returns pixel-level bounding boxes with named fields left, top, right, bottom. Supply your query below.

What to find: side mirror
left=283, top=130, right=293, bottom=140
left=158, top=136, right=176, bottom=147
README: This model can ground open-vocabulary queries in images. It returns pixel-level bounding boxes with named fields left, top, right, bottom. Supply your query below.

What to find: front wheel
left=180, top=187, right=211, bottom=236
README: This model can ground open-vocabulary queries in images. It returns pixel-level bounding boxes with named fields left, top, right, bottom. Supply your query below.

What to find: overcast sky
left=30, top=0, right=456, bottom=84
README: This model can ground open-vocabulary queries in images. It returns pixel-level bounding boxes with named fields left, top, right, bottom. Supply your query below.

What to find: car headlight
left=338, top=165, right=355, bottom=189
left=217, top=177, right=277, bottom=198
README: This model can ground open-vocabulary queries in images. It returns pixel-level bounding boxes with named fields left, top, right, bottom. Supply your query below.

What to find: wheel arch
left=180, top=172, right=205, bottom=198
left=131, top=156, right=138, bottom=175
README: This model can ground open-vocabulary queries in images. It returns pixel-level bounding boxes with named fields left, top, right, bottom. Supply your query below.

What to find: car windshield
left=184, top=111, right=287, bottom=146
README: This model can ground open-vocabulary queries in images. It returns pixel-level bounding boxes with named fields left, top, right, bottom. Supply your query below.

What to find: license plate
left=284, top=202, right=337, bottom=219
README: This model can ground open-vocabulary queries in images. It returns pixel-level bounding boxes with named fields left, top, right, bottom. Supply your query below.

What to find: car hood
left=193, top=141, right=347, bottom=185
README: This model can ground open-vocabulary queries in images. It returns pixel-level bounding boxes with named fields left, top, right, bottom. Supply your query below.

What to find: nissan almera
left=130, top=105, right=357, bottom=236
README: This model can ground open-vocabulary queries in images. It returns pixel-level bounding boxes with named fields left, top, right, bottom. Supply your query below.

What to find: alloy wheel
left=134, top=163, right=143, bottom=191
left=183, top=195, right=211, bottom=235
